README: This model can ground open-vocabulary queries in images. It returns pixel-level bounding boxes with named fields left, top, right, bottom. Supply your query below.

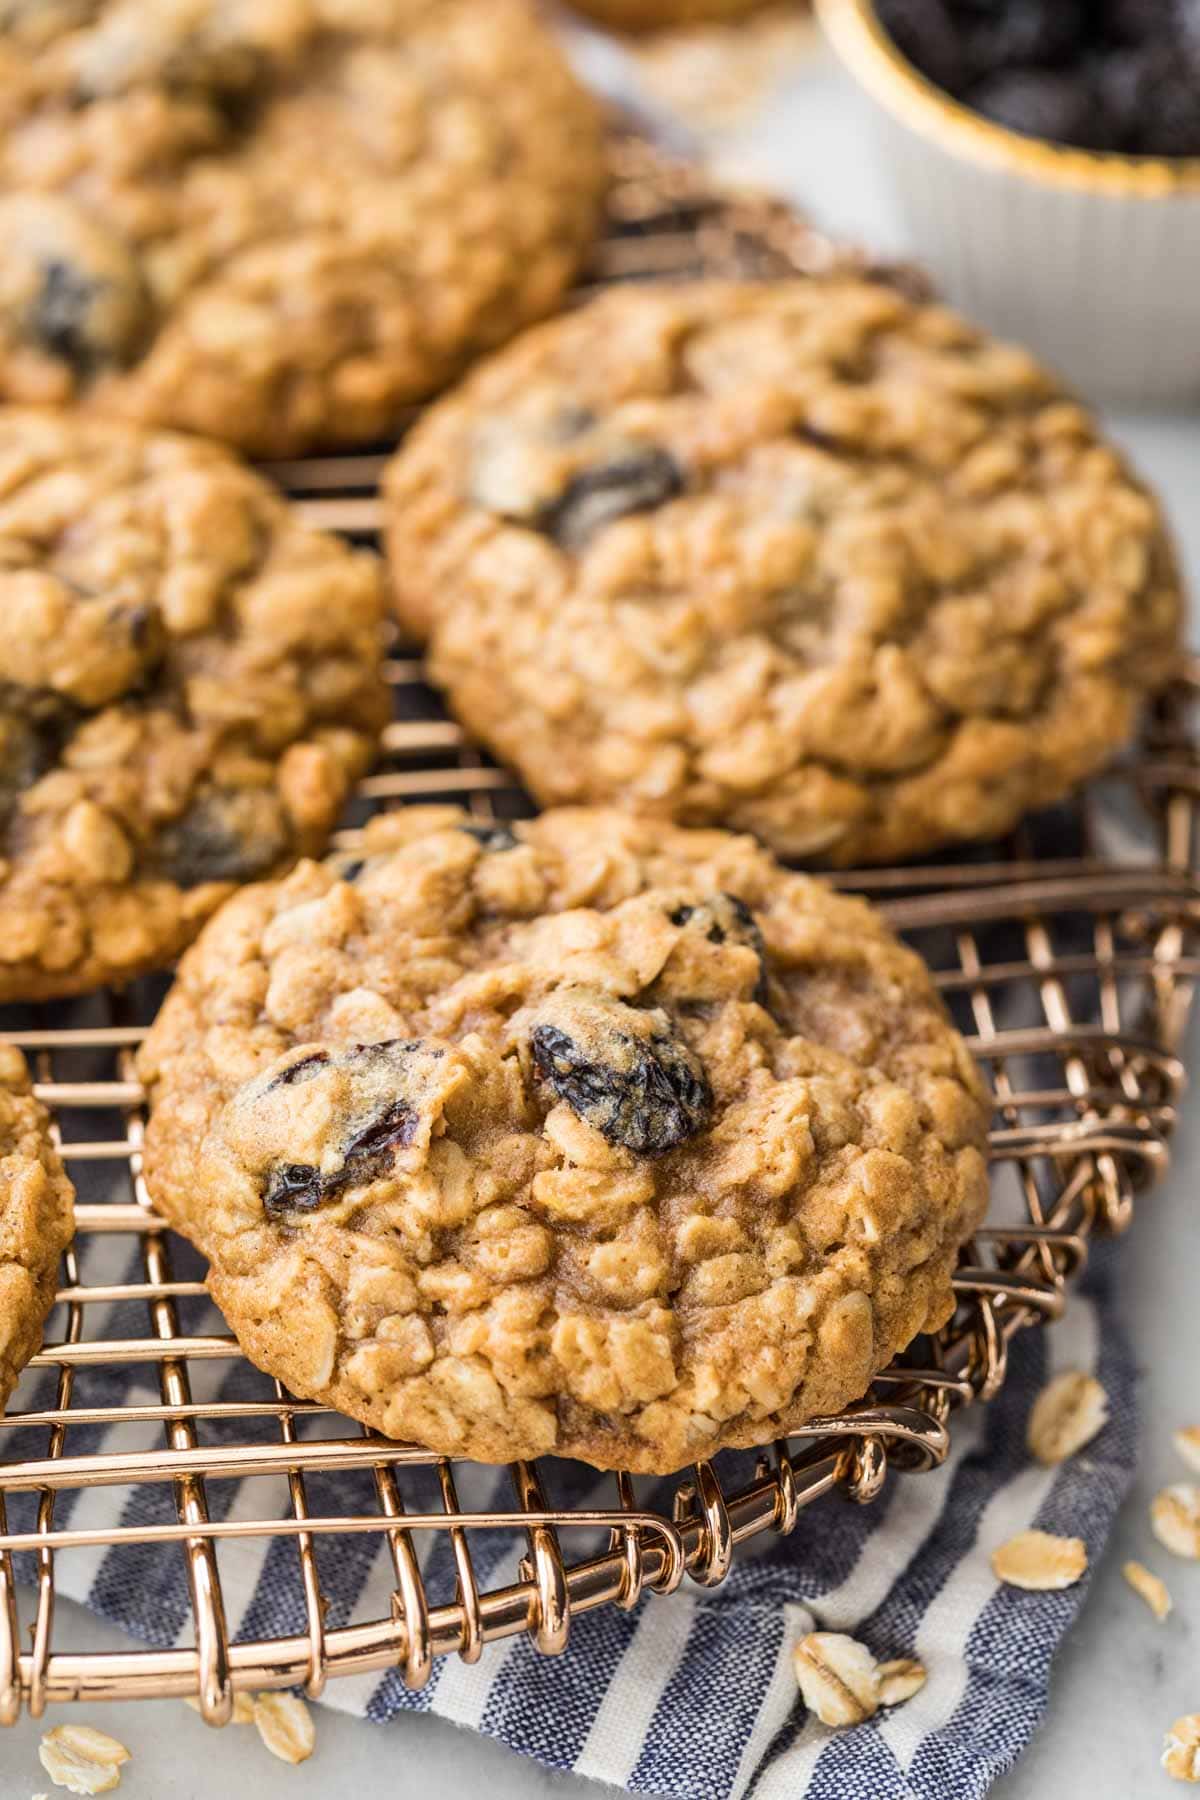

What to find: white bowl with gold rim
left=816, top=0, right=1200, bottom=406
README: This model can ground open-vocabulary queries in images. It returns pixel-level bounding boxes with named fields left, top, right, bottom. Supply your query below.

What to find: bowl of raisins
left=817, top=0, right=1200, bottom=403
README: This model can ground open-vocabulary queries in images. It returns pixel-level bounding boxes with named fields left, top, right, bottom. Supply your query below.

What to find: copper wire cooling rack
left=0, top=141, right=1198, bottom=1722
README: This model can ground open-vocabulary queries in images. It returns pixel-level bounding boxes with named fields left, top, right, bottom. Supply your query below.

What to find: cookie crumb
left=1122, top=1559, right=1172, bottom=1621
left=252, top=1692, right=315, bottom=1765
left=37, top=1725, right=130, bottom=1795
left=990, top=1530, right=1088, bottom=1591
left=1164, top=1716, right=1200, bottom=1784
left=1152, top=1486, right=1200, bottom=1560
left=1026, top=1370, right=1108, bottom=1466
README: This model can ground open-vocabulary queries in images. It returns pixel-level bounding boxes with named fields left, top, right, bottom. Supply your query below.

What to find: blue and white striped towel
left=12, top=1236, right=1135, bottom=1800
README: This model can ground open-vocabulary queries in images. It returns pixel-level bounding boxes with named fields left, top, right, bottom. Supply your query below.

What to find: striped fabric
left=14, top=1234, right=1135, bottom=1800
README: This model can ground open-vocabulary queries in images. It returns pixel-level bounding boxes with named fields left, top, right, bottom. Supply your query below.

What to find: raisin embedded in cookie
left=138, top=805, right=990, bottom=1474
left=0, top=0, right=605, bottom=457
left=566, top=0, right=773, bottom=29
left=0, top=408, right=388, bottom=1002
left=383, top=280, right=1183, bottom=866
left=0, top=1045, right=74, bottom=1412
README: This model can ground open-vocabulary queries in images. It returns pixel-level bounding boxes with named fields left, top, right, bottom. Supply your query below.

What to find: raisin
left=264, top=1162, right=324, bottom=1215
left=876, top=0, right=969, bottom=95
left=965, top=1, right=1087, bottom=71
left=0, top=682, right=80, bottom=834
left=1098, top=43, right=1200, bottom=153
left=266, top=1051, right=331, bottom=1090
left=531, top=999, right=711, bottom=1156
left=1100, top=0, right=1178, bottom=44
left=34, top=259, right=106, bottom=373
left=968, top=69, right=1110, bottom=147
left=0, top=594, right=166, bottom=710
left=258, top=1040, right=432, bottom=1219
left=25, top=238, right=149, bottom=373
left=459, top=821, right=520, bottom=852
left=669, top=893, right=769, bottom=1005
left=537, top=449, right=684, bottom=553
left=0, top=193, right=152, bottom=377
left=155, top=787, right=291, bottom=889
left=338, top=858, right=367, bottom=883
left=339, top=1098, right=419, bottom=1177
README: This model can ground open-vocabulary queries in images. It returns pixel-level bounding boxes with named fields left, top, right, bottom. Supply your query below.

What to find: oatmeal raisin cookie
left=0, top=0, right=605, bottom=455
left=383, top=280, right=1183, bottom=865
left=0, top=1045, right=74, bottom=1412
left=0, top=407, right=387, bottom=1001
left=138, top=805, right=990, bottom=1473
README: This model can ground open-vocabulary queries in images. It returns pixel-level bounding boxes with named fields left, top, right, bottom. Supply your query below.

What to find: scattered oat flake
left=1152, top=1485, right=1200, bottom=1560
left=793, top=1632, right=880, bottom=1727
left=1026, top=1370, right=1109, bottom=1466
left=37, top=1725, right=130, bottom=1796
left=1122, top=1558, right=1173, bottom=1621
left=877, top=1658, right=927, bottom=1707
left=990, top=1530, right=1087, bottom=1591
left=1175, top=1428, right=1200, bottom=1475
left=253, top=1691, right=315, bottom=1765
left=1164, top=1715, right=1200, bottom=1784
left=185, top=1692, right=255, bottom=1723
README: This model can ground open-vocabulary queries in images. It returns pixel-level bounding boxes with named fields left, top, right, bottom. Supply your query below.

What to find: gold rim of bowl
left=815, top=0, right=1200, bottom=196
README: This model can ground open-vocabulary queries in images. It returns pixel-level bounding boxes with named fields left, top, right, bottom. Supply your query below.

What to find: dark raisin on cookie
left=0, top=683, right=81, bottom=834
left=668, top=893, right=769, bottom=1005
left=155, top=787, right=292, bottom=889
left=531, top=1001, right=711, bottom=1156
left=33, top=258, right=113, bottom=374
left=537, top=448, right=684, bottom=553
left=458, top=821, right=520, bottom=852
left=25, top=241, right=149, bottom=373
left=0, top=194, right=152, bottom=376
left=266, top=1051, right=331, bottom=1090
left=263, top=1161, right=326, bottom=1215
left=338, top=1097, right=420, bottom=1175
left=259, top=1040, right=431, bottom=1217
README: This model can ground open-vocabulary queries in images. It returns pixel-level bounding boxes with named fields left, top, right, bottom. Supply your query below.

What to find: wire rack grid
left=0, top=139, right=1198, bottom=1723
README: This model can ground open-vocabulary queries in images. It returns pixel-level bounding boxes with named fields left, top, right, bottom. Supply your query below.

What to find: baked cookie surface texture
left=138, top=805, right=990, bottom=1473
left=0, top=1046, right=73, bottom=1413
left=384, top=280, right=1182, bottom=865
left=568, top=0, right=774, bottom=30
left=0, top=0, right=606, bottom=454
left=0, top=408, right=387, bottom=1001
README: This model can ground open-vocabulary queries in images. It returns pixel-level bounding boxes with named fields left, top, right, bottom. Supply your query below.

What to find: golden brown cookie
left=0, top=1045, right=74, bottom=1412
left=0, top=0, right=605, bottom=456
left=383, top=279, right=1183, bottom=866
left=0, top=407, right=388, bottom=1002
left=567, top=0, right=773, bottom=29
left=138, top=805, right=990, bottom=1474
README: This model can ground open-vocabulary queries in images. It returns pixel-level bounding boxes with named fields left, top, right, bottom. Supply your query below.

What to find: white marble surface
left=2, top=35, right=1198, bottom=1800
